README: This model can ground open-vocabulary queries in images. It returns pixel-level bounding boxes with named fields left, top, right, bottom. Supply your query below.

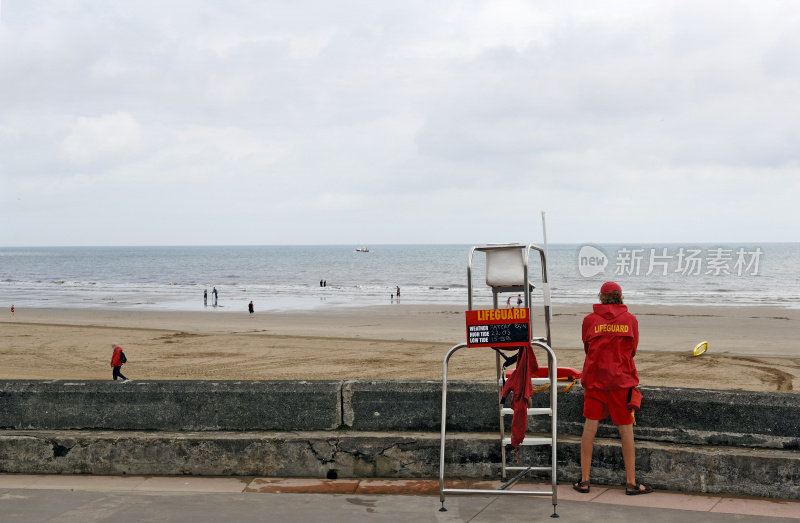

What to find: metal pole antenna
left=541, top=211, right=551, bottom=327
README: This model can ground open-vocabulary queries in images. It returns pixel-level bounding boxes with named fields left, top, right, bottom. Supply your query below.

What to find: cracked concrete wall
left=0, top=380, right=798, bottom=499
left=0, top=430, right=797, bottom=499
left=529, top=385, right=800, bottom=449
left=342, top=380, right=498, bottom=433
left=0, top=381, right=341, bottom=431
left=1, top=380, right=798, bottom=449
left=0, top=430, right=444, bottom=479
left=344, top=381, right=800, bottom=449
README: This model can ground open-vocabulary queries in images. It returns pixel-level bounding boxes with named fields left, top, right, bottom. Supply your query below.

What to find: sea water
left=0, top=243, right=797, bottom=312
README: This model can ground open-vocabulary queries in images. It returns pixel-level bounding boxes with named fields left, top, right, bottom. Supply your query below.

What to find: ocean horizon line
left=2, top=241, right=798, bottom=249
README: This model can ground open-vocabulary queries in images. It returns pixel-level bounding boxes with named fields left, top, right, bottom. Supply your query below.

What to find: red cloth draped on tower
left=500, top=344, right=538, bottom=447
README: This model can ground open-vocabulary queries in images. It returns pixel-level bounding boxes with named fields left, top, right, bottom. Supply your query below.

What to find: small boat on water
left=355, top=247, right=369, bottom=252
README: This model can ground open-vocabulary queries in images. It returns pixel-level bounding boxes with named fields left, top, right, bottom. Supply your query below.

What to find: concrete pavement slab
left=0, top=489, right=795, bottom=523
left=134, top=476, right=250, bottom=493
left=246, top=477, right=360, bottom=494
left=590, top=486, right=723, bottom=512
left=0, top=474, right=40, bottom=489
left=357, top=479, right=440, bottom=495
left=552, top=483, right=609, bottom=501
left=0, top=490, right=114, bottom=522
left=1, top=474, right=799, bottom=521
left=466, top=494, right=791, bottom=523
left=711, top=497, right=800, bottom=519
left=3, top=474, right=148, bottom=491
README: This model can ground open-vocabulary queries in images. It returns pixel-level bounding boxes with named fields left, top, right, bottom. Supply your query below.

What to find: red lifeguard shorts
left=583, top=389, right=634, bottom=425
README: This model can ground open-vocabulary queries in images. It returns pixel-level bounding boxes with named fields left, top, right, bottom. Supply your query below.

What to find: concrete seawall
left=0, top=380, right=797, bottom=499
left=0, top=380, right=341, bottom=431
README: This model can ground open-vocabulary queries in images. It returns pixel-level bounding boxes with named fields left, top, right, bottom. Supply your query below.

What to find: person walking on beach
left=248, top=300, right=254, bottom=316
left=506, top=296, right=512, bottom=308
left=574, top=282, right=651, bottom=495
left=10, top=305, right=14, bottom=317
left=110, top=344, right=130, bottom=382
left=516, top=294, right=523, bottom=308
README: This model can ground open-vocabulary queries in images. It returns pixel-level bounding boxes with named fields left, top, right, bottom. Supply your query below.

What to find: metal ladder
left=438, top=243, right=559, bottom=518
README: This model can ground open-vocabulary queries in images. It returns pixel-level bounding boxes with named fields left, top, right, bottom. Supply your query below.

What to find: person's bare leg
left=618, top=423, right=637, bottom=486
left=580, top=419, right=599, bottom=482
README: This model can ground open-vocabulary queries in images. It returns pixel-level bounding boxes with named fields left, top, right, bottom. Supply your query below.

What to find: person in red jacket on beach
left=573, top=282, right=652, bottom=495
left=110, top=344, right=130, bottom=382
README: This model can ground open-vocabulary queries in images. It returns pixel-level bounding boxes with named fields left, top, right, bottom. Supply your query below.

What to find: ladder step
left=505, top=466, right=552, bottom=472
left=500, top=407, right=551, bottom=416
left=502, top=437, right=553, bottom=446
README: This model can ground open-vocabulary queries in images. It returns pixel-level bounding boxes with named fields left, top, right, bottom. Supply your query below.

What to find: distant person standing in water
left=204, top=289, right=208, bottom=306
left=212, top=287, right=218, bottom=306
left=110, top=344, right=130, bottom=382
left=249, top=301, right=254, bottom=316
left=396, top=286, right=400, bottom=298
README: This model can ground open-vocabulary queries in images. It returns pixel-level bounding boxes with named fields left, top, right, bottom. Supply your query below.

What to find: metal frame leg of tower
left=438, top=341, right=559, bottom=518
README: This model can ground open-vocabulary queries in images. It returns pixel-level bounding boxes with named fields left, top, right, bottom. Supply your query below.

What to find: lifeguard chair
left=438, top=243, right=564, bottom=518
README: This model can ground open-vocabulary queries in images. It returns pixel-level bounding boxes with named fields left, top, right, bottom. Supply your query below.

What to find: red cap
left=600, top=281, right=622, bottom=294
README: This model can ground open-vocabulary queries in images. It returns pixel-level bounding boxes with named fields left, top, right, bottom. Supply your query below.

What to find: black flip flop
left=573, top=480, right=590, bottom=493
left=625, top=482, right=653, bottom=495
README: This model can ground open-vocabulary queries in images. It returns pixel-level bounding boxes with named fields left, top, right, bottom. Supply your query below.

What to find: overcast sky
left=1, top=1, right=798, bottom=246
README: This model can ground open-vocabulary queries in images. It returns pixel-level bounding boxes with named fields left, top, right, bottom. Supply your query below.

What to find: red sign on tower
left=465, top=308, right=531, bottom=348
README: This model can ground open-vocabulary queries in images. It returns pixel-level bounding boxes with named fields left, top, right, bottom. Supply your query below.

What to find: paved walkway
left=0, top=475, right=797, bottom=522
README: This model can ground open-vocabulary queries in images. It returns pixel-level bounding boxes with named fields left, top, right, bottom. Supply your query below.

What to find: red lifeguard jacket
left=581, top=304, right=639, bottom=390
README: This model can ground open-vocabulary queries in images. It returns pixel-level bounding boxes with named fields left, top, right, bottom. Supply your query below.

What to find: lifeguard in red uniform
left=573, top=282, right=652, bottom=495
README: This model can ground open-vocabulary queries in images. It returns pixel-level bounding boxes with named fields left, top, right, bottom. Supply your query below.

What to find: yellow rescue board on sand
left=692, top=341, right=709, bottom=357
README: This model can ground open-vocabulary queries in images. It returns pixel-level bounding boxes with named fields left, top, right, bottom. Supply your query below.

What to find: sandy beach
left=1, top=304, right=798, bottom=392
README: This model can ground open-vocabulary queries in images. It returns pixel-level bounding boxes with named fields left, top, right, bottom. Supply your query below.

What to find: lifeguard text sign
left=465, top=308, right=531, bottom=347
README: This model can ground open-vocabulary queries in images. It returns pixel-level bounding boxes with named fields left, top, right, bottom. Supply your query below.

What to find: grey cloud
left=1, top=1, right=799, bottom=245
